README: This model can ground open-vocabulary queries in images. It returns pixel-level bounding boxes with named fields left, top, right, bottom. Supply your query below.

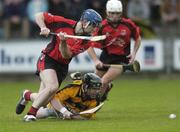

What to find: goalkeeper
left=16, top=72, right=105, bottom=120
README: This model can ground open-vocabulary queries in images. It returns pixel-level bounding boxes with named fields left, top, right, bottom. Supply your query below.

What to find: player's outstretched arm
left=127, top=36, right=141, bottom=64
left=87, top=47, right=103, bottom=68
left=50, top=98, right=72, bottom=119
left=35, top=12, right=50, bottom=37
left=133, top=36, right=141, bottom=57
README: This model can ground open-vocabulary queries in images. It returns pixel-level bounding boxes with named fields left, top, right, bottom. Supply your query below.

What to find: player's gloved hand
left=60, top=107, right=73, bottom=119
left=40, top=27, right=50, bottom=37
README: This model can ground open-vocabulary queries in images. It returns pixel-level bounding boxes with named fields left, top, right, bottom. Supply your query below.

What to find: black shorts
left=98, top=50, right=129, bottom=71
left=36, top=53, right=68, bottom=84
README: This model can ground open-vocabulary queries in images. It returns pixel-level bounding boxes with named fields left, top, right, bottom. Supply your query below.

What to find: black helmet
left=83, top=73, right=102, bottom=88
left=82, top=73, right=102, bottom=99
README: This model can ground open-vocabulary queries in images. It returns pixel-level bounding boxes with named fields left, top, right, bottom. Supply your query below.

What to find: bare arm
left=87, top=47, right=103, bottom=68
left=51, top=98, right=91, bottom=120
left=127, top=36, right=141, bottom=64
left=132, top=36, right=141, bottom=56
left=35, top=12, right=46, bottom=29
left=35, top=12, right=50, bottom=36
left=58, top=32, right=73, bottom=59
left=50, top=98, right=73, bottom=119
left=87, top=47, right=99, bottom=62
left=50, top=98, right=64, bottom=111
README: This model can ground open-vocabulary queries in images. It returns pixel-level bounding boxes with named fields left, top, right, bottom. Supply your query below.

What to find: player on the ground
left=16, top=9, right=103, bottom=121
left=88, top=0, right=141, bottom=97
left=16, top=73, right=103, bottom=120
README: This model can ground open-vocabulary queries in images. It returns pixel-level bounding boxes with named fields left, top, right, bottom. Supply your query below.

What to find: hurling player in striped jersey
left=16, top=9, right=103, bottom=121
left=87, top=0, right=141, bottom=100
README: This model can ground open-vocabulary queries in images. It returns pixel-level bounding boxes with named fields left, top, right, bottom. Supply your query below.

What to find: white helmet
left=106, top=0, right=123, bottom=12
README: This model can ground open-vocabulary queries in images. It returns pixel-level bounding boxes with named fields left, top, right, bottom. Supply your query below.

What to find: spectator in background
left=120, top=0, right=130, bottom=17
left=48, top=0, right=67, bottom=17
left=161, top=0, right=177, bottom=25
left=127, top=0, right=150, bottom=23
left=127, top=0, right=154, bottom=38
left=68, top=0, right=87, bottom=20
left=87, top=0, right=106, bottom=18
left=160, top=0, right=178, bottom=74
left=27, top=0, right=48, bottom=38
left=160, top=0, right=178, bottom=37
left=149, top=0, right=162, bottom=35
left=0, top=1, right=3, bottom=38
left=3, top=0, right=29, bottom=39
left=176, top=0, right=180, bottom=36
left=0, top=1, right=3, bottom=17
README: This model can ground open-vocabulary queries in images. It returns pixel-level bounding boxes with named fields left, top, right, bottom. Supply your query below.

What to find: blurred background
left=0, top=0, right=180, bottom=79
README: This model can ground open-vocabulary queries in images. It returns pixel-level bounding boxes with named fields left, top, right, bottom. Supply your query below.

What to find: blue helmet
left=80, top=9, right=102, bottom=27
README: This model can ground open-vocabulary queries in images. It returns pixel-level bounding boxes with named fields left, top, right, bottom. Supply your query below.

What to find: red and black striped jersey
left=42, top=12, right=92, bottom=64
left=93, top=18, right=140, bottom=55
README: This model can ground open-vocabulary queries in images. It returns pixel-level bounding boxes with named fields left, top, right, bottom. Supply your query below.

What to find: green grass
left=0, top=78, right=180, bottom=132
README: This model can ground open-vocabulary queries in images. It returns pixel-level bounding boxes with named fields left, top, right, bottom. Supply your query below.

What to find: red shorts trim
left=36, top=54, right=68, bottom=84
left=37, top=54, right=45, bottom=73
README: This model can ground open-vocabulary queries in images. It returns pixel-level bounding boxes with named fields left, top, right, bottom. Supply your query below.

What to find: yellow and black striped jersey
left=51, top=80, right=99, bottom=119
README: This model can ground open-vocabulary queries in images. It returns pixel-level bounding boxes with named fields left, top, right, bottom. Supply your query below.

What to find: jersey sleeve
left=91, top=42, right=103, bottom=48
left=55, top=87, right=79, bottom=102
left=43, top=12, right=65, bottom=25
left=128, top=19, right=141, bottom=40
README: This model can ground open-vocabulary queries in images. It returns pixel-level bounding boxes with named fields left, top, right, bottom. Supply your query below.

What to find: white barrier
left=135, top=39, right=164, bottom=70
left=174, top=40, right=180, bottom=70
left=0, top=39, right=164, bottom=73
left=0, top=41, right=46, bottom=73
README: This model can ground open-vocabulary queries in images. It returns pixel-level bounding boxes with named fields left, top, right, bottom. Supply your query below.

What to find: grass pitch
left=0, top=77, right=180, bottom=132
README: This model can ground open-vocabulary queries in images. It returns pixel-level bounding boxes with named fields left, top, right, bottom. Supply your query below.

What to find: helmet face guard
left=82, top=73, right=102, bottom=100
